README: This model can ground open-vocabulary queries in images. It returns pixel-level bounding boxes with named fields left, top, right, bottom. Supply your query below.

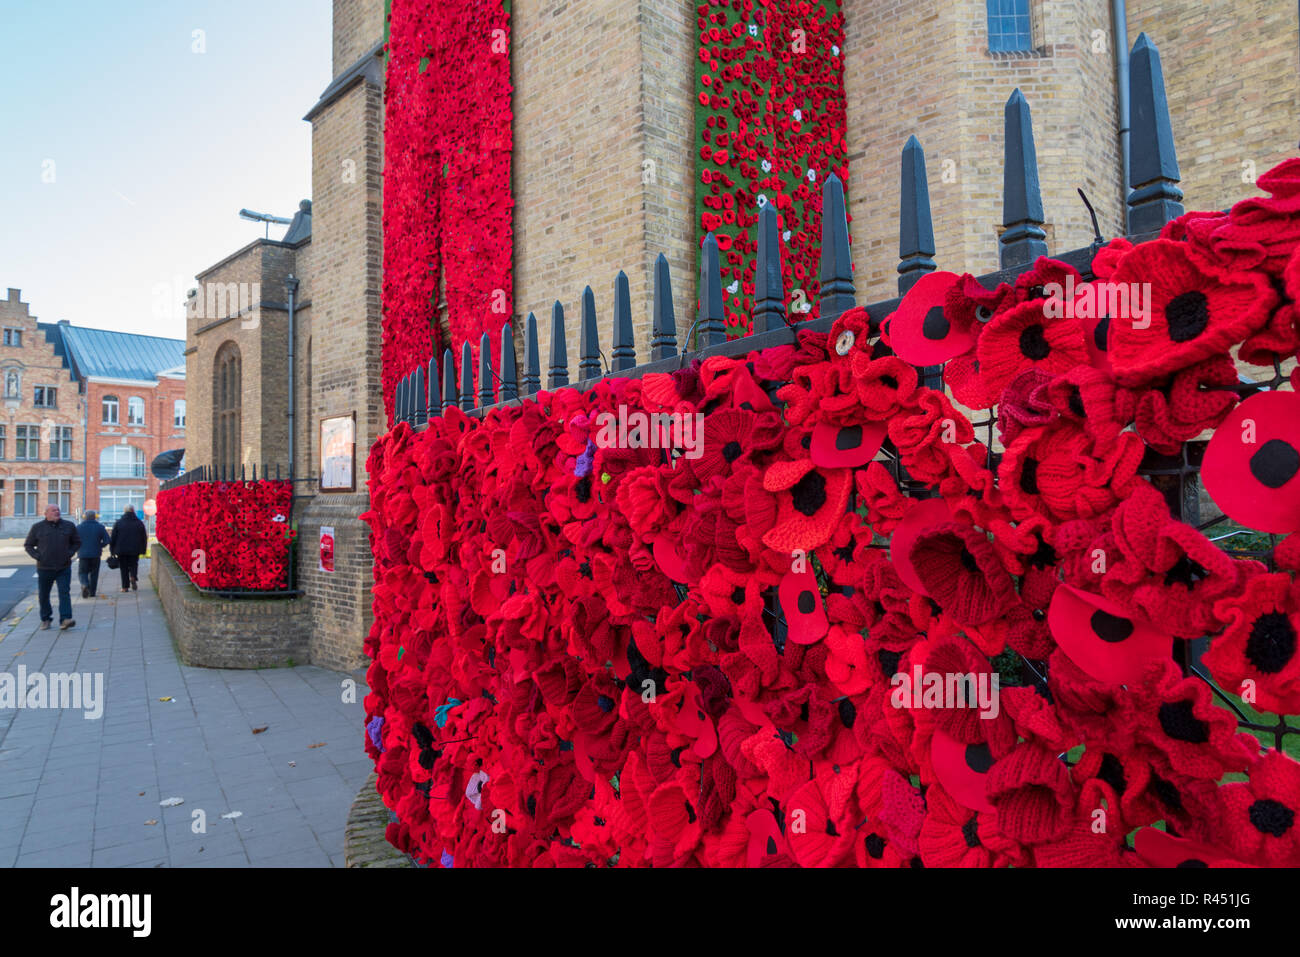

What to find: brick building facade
left=0, top=289, right=85, bottom=535
left=175, top=0, right=1297, bottom=673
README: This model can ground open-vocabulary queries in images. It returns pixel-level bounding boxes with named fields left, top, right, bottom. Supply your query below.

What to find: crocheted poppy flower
left=886, top=271, right=978, bottom=365
left=760, top=458, right=851, bottom=554
left=985, top=742, right=1076, bottom=845
left=1128, top=660, right=1257, bottom=781
left=975, top=298, right=1088, bottom=396
left=1206, top=573, right=1300, bottom=715
left=1213, top=749, right=1300, bottom=866
left=1107, top=238, right=1278, bottom=386
left=907, top=521, right=1016, bottom=627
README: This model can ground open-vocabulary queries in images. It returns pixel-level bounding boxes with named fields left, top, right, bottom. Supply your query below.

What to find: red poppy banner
left=366, top=161, right=1300, bottom=867
left=382, top=0, right=514, bottom=422
left=156, top=480, right=296, bottom=591
left=695, top=0, right=849, bottom=337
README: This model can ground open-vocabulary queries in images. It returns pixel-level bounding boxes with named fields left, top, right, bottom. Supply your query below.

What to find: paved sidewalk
left=0, top=559, right=372, bottom=867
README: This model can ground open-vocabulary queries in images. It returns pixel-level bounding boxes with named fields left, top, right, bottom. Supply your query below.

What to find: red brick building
left=53, top=326, right=186, bottom=529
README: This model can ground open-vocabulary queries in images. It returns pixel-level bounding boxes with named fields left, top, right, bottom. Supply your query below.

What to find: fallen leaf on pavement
left=251, top=726, right=268, bottom=734
left=308, top=742, right=326, bottom=749
left=158, top=696, right=173, bottom=702
left=144, top=820, right=157, bottom=826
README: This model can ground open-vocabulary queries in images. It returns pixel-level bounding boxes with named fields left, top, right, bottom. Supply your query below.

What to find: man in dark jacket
left=75, top=509, right=111, bottom=598
left=25, top=503, right=81, bottom=630
left=110, top=505, right=148, bottom=592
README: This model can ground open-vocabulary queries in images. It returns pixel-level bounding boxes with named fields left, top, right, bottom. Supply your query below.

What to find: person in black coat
left=75, top=509, right=111, bottom=598
left=25, top=503, right=81, bottom=629
left=109, top=505, right=149, bottom=592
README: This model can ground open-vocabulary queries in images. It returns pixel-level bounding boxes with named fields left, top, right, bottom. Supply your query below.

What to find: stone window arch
left=214, top=341, right=241, bottom=472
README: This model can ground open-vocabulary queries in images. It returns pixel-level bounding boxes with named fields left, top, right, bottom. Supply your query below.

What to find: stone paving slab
left=0, top=558, right=372, bottom=867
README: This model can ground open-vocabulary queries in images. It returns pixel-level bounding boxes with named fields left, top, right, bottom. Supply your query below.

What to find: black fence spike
left=753, top=202, right=785, bottom=334
left=1001, top=88, right=1049, bottom=268
left=428, top=356, right=440, bottom=419
left=579, top=285, right=601, bottom=380
left=395, top=377, right=406, bottom=425
left=252, top=462, right=257, bottom=481
left=460, top=340, right=475, bottom=410
left=500, top=321, right=518, bottom=401
left=548, top=301, right=569, bottom=389
left=441, top=347, right=456, bottom=414
left=478, top=331, right=494, bottom=406
left=651, top=253, right=678, bottom=361
left=898, top=135, right=938, bottom=294
left=414, top=365, right=427, bottom=426
left=611, top=270, right=636, bottom=371
left=819, top=171, right=856, bottom=320
left=697, top=232, right=727, bottom=348
left=1127, top=33, right=1184, bottom=234
left=523, top=311, right=541, bottom=396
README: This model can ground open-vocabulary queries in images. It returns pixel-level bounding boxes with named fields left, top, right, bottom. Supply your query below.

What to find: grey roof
left=281, top=199, right=312, bottom=244
left=56, top=325, right=186, bottom=383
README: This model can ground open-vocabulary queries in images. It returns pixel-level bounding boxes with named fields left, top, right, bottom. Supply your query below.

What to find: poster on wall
left=320, top=413, right=356, bottom=493
left=319, top=526, right=335, bottom=573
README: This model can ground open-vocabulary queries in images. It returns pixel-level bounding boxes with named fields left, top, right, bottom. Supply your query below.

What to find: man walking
left=109, top=504, right=148, bottom=592
left=76, top=509, right=110, bottom=598
left=24, top=503, right=80, bottom=630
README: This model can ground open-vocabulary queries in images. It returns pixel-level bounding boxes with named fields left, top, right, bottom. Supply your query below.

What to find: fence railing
left=388, top=33, right=1296, bottom=751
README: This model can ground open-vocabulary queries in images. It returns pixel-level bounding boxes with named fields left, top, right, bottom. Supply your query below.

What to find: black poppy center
left=1158, top=700, right=1210, bottom=743
left=596, top=694, right=615, bottom=713
left=877, top=648, right=902, bottom=678
left=1166, top=290, right=1210, bottom=343
left=1028, top=534, right=1057, bottom=570
left=791, top=471, right=828, bottom=516
left=1019, top=324, right=1051, bottom=361
left=838, top=697, right=856, bottom=728
left=964, top=742, right=994, bottom=774
left=835, top=425, right=863, bottom=451
left=1249, top=439, right=1300, bottom=490
left=1164, top=555, right=1208, bottom=589
left=1019, top=458, right=1040, bottom=495
left=923, top=306, right=950, bottom=340
left=881, top=375, right=899, bottom=389
left=1094, top=315, right=1111, bottom=352
left=1246, top=611, right=1297, bottom=674
left=1098, top=752, right=1128, bottom=795
left=1248, top=798, right=1295, bottom=837
left=958, top=546, right=979, bottom=573
left=961, top=816, right=981, bottom=849
left=864, top=833, right=886, bottom=859
left=575, top=476, right=592, bottom=503
left=1090, top=609, right=1135, bottom=644
left=722, top=440, right=743, bottom=463
left=1068, top=387, right=1086, bottom=418
left=796, top=590, right=817, bottom=614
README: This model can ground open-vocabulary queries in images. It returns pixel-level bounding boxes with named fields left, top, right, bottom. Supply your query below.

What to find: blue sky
left=0, top=0, right=331, bottom=338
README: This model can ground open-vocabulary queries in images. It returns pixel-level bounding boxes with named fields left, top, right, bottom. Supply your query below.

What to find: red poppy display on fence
left=362, top=159, right=1300, bottom=867
left=156, top=480, right=296, bottom=591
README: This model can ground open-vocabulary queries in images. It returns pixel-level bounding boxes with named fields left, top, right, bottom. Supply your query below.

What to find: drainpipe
left=1112, top=0, right=1130, bottom=229
left=285, top=275, right=299, bottom=480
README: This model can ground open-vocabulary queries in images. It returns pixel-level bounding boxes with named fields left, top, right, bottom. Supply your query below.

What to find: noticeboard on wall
left=320, top=413, right=356, bottom=493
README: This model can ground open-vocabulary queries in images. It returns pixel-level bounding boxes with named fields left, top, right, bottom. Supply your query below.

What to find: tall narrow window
left=49, top=426, right=72, bottom=461
left=102, top=394, right=119, bottom=425
left=49, top=479, right=71, bottom=514
left=127, top=396, right=144, bottom=426
left=174, top=399, right=187, bottom=428
left=214, top=342, right=241, bottom=472
left=987, top=0, right=1033, bottom=52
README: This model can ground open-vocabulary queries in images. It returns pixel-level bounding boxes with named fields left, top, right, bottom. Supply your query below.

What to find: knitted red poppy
left=975, top=299, right=1087, bottom=397
left=985, top=742, right=1076, bottom=845
left=1206, top=573, right=1300, bottom=716
left=1212, top=749, right=1300, bottom=866
left=1107, top=238, right=1278, bottom=386
left=760, top=458, right=852, bottom=554
left=887, top=271, right=979, bottom=365
left=907, top=521, right=1016, bottom=627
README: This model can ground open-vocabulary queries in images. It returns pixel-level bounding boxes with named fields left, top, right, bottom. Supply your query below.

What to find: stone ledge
left=345, top=772, right=415, bottom=868
left=150, top=543, right=313, bottom=669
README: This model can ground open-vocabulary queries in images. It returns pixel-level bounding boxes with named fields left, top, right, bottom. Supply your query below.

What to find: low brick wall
left=150, top=543, right=313, bottom=669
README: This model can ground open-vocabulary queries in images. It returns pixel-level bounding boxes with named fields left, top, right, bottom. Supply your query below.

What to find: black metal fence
left=390, top=34, right=1296, bottom=750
